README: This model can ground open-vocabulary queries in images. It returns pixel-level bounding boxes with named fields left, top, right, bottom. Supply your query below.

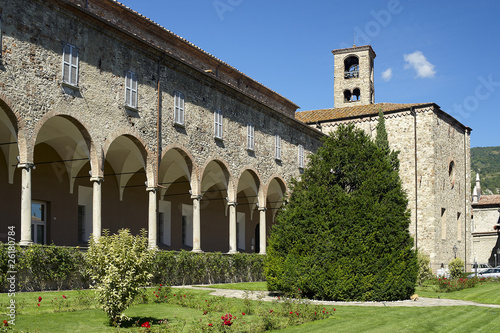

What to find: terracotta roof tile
left=474, top=195, right=500, bottom=206
left=295, top=103, right=431, bottom=123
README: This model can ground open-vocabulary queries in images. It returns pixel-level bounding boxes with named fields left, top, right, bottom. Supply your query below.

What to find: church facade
left=297, top=45, right=472, bottom=272
left=0, top=0, right=323, bottom=253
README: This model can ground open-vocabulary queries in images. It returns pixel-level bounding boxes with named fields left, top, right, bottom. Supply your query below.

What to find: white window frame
left=62, top=43, right=79, bottom=86
left=174, top=91, right=185, bottom=126
left=298, top=144, right=304, bottom=169
left=275, top=134, right=281, bottom=161
left=214, top=109, right=223, bottom=140
left=125, top=70, right=138, bottom=108
left=247, top=123, right=254, bottom=151
left=31, top=201, right=47, bottom=245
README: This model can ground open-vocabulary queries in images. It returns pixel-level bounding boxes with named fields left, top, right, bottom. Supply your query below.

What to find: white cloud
left=382, top=68, right=393, bottom=81
left=403, top=51, right=436, bottom=78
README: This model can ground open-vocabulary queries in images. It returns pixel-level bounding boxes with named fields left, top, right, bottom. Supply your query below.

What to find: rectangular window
left=62, top=43, right=79, bottom=86
left=31, top=201, right=47, bottom=245
left=174, top=91, right=185, bottom=125
left=125, top=71, right=138, bottom=108
left=275, top=135, right=281, bottom=161
left=78, top=205, right=85, bottom=243
left=441, top=208, right=447, bottom=240
left=247, top=123, right=254, bottom=151
left=298, top=144, right=304, bottom=169
left=214, top=109, right=223, bottom=139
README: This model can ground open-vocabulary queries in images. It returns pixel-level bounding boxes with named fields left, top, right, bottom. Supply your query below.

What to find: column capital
left=227, top=201, right=237, bottom=207
left=90, top=176, right=104, bottom=183
left=191, top=194, right=202, bottom=200
left=17, top=163, right=35, bottom=170
left=258, top=207, right=267, bottom=211
left=146, top=186, right=158, bottom=193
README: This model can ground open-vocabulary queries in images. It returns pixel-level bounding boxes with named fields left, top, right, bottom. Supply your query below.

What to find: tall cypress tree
left=265, top=124, right=417, bottom=301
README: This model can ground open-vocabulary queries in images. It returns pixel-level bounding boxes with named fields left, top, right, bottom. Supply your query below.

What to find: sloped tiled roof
left=295, top=103, right=432, bottom=123
left=473, top=195, right=500, bottom=207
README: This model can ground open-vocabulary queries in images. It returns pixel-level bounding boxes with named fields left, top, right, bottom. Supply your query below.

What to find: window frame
left=214, top=109, right=223, bottom=140
left=275, top=134, right=281, bottom=161
left=298, top=144, right=304, bottom=169
left=31, top=201, right=47, bottom=245
left=174, top=90, right=185, bottom=126
left=62, top=42, right=79, bottom=87
left=247, top=123, right=254, bottom=151
left=125, top=70, right=138, bottom=109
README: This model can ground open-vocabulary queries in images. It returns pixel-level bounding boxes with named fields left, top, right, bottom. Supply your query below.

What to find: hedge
left=0, top=244, right=265, bottom=292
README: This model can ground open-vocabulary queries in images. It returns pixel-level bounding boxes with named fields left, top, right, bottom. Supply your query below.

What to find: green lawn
left=416, top=280, right=500, bottom=305
left=3, top=281, right=500, bottom=332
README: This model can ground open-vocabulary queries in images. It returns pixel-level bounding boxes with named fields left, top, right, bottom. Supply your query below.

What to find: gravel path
left=174, top=285, right=500, bottom=308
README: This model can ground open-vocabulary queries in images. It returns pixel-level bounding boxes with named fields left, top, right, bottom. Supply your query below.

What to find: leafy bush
left=85, top=229, right=156, bottom=322
left=265, top=124, right=417, bottom=301
left=417, top=252, right=433, bottom=286
left=449, top=258, right=465, bottom=279
left=437, top=276, right=477, bottom=292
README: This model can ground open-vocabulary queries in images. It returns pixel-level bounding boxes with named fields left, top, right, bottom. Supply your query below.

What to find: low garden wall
left=0, top=244, right=265, bottom=292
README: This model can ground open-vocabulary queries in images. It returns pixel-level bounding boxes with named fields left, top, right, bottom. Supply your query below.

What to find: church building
left=296, top=45, right=472, bottom=272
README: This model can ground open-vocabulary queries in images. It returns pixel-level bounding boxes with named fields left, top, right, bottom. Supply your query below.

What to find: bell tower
left=332, top=45, right=376, bottom=108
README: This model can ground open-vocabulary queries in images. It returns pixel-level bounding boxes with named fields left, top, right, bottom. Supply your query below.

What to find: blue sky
left=117, top=0, right=500, bottom=148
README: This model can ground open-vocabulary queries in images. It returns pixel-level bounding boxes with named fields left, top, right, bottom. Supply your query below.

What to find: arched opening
left=200, top=160, right=230, bottom=252
left=158, top=147, right=193, bottom=249
left=344, top=55, right=359, bottom=79
left=236, top=169, right=261, bottom=253
left=266, top=177, right=287, bottom=242
left=103, top=135, right=148, bottom=237
left=352, top=88, right=361, bottom=101
left=33, top=115, right=92, bottom=245
left=0, top=102, right=21, bottom=243
left=344, top=89, right=352, bottom=103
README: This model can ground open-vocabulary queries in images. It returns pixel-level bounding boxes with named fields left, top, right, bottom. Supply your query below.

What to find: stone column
left=191, top=195, right=202, bottom=252
left=147, top=187, right=158, bottom=249
left=19, top=163, right=34, bottom=246
left=90, top=177, right=103, bottom=240
left=228, top=201, right=237, bottom=253
left=259, top=207, right=267, bottom=254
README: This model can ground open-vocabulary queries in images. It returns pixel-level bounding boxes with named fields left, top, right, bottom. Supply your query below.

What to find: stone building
left=0, top=0, right=323, bottom=253
left=471, top=174, right=500, bottom=266
left=296, top=45, right=472, bottom=272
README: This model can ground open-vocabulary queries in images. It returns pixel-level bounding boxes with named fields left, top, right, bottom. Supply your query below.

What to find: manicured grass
left=277, top=306, right=500, bottom=332
left=416, top=280, right=500, bottom=305
left=193, top=281, right=268, bottom=291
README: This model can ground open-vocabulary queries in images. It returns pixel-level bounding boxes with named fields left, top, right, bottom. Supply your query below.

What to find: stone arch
left=103, top=127, right=155, bottom=190
left=103, top=129, right=152, bottom=201
left=344, top=55, right=360, bottom=79
left=0, top=96, right=25, bottom=183
left=159, top=143, right=196, bottom=196
left=31, top=113, right=96, bottom=193
left=352, top=87, right=361, bottom=101
left=264, top=174, right=288, bottom=214
left=199, top=157, right=234, bottom=201
left=236, top=167, right=263, bottom=218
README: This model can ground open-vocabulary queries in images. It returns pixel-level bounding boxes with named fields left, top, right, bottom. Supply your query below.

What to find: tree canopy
left=264, top=124, right=417, bottom=301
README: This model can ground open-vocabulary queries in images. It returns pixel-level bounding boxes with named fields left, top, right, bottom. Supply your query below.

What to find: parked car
left=471, top=263, right=492, bottom=273
left=468, top=268, right=500, bottom=278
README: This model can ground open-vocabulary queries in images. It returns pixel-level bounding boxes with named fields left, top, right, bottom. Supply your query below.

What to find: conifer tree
left=265, top=124, right=417, bottom=301
left=376, top=109, right=399, bottom=170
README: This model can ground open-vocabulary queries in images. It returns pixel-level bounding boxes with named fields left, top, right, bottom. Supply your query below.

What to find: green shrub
left=448, top=258, right=465, bottom=279
left=85, top=229, right=156, bottom=323
left=437, top=276, right=477, bottom=292
left=265, top=124, right=417, bottom=301
left=417, top=252, right=433, bottom=286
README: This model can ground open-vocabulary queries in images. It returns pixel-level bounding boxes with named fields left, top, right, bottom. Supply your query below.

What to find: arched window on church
left=344, top=56, right=359, bottom=79
left=352, top=88, right=361, bottom=101
left=344, top=89, right=352, bottom=102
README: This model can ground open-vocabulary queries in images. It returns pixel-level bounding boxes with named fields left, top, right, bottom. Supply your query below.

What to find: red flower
left=3, top=320, right=8, bottom=327
left=141, top=321, right=151, bottom=328
left=270, top=309, right=273, bottom=313
left=173, top=294, right=176, bottom=296
left=38, top=296, right=42, bottom=302
left=334, top=308, right=336, bottom=311
left=37, top=303, right=40, bottom=306
left=242, top=312, right=245, bottom=315
left=184, top=295, right=186, bottom=297
left=208, top=323, right=213, bottom=327
left=160, top=284, right=162, bottom=287
left=290, top=311, right=293, bottom=314
left=62, top=295, right=67, bottom=299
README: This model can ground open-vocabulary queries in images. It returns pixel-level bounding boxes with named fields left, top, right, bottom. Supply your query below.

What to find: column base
left=19, top=240, right=33, bottom=246
left=227, top=250, right=239, bottom=254
left=191, top=249, right=203, bottom=253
